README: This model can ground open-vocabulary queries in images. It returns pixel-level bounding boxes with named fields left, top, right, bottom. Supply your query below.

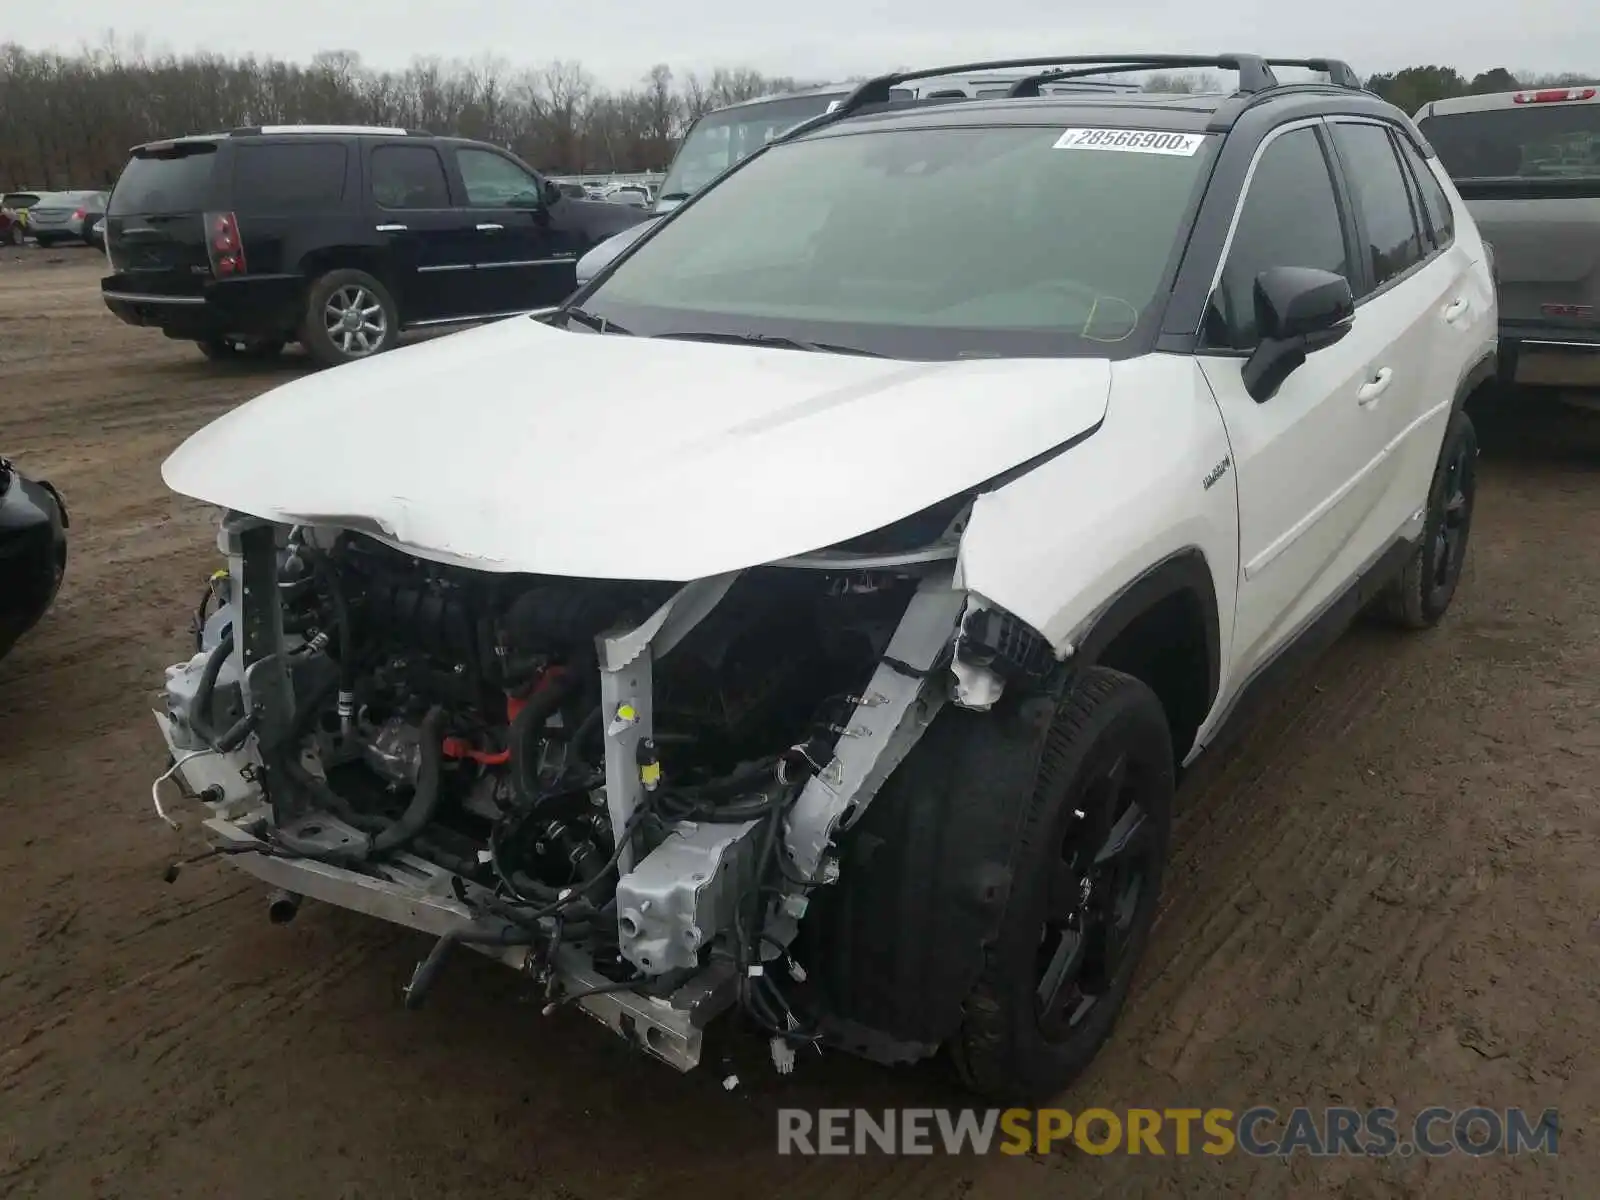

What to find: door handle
left=375, top=223, right=407, bottom=232
left=477, top=223, right=504, bottom=232
left=1357, top=367, right=1394, bottom=405
left=1442, top=298, right=1470, bottom=323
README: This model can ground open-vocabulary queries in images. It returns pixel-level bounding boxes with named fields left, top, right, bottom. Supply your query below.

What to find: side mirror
left=1242, top=266, right=1355, bottom=403
left=542, top=179, right=563, bottom=207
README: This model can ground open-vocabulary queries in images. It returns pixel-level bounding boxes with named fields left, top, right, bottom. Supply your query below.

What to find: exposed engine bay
left=154, top=511, right=1042, bottom=1069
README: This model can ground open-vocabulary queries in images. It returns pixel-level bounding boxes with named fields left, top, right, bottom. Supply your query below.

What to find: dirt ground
left=0, top=247, right=1595, bottom=1199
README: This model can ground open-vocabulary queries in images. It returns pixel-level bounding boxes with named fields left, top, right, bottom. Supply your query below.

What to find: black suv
left=100, top=126, right=649, bottom=366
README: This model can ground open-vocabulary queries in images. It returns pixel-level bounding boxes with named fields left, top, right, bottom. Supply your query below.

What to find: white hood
left=163, top=317, right=1110, bottom=581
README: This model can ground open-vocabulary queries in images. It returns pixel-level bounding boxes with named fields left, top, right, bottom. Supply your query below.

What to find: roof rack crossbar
left=1263, top=59, right=1363, bottom=90
left=1005, top=61, right=1228, bottom=98
left=774, top=53, right=1364, bottom=146
left=841, top=55, right=1279, bottom=112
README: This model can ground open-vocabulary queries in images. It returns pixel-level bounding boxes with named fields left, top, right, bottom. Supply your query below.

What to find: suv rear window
left=1420, top=104, right=1600, bottom=180
left=232, top=142, right=348, bottom=211
left=109, top=143, right=219, bottom=214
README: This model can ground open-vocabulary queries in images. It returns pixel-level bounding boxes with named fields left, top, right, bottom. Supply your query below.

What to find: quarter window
left=1331, top=122, right=1426, bottom=292
left=1393, top=133, right=1455, bottom=250
left=1207, top=127, right=1350, bottom=350
left=232, top=142, right=347, bottom=211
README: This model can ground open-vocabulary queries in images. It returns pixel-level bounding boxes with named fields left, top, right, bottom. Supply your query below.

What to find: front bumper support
left=200, top=806, right=738, bottom=1071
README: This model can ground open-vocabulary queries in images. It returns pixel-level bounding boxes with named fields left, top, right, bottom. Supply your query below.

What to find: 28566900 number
left=1052, top=128, right=1206, bottom=156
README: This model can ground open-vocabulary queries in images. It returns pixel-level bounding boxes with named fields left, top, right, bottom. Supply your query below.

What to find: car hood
left=163, top=317, right=1110, bottom=581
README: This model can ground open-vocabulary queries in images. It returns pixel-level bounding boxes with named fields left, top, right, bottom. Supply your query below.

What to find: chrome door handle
left=1357, top=367, right=1394, bottom=405
left=1442, top=298, right=1470, bottom=323
left=477, top=223, right=504, bottom=232
left=375, top=223, right=407, bottom=232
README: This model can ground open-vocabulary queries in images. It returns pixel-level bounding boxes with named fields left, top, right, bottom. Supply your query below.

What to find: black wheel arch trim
left=1068, top=547, right=1223, bottom=719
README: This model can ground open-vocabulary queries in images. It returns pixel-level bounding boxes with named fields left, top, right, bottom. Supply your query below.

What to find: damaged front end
left=154, top=506, right=1045, bottom=1072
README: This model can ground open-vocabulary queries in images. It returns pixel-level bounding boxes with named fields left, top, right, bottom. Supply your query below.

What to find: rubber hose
left=189, top=631, right=235, bottom=749
left=269, top=701, right=442, bottom=865
left=369, top=705, right=447, bottom=855
left=509, top=671, right=577, bottom=806
left=403, top=922, right=535, bottom=1010
left=567, top=704, right=602, bottom=758
left=306, top=547, right=355, bottom=696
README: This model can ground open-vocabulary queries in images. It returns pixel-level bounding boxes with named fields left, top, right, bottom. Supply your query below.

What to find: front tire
left=301, top=269, right=398, bottom=367
left=950, top=668, right=1174, bottom=1101
left=1376, top=409, right=1477, bottom=630
left=804, top=667, right=1175, bottom=1103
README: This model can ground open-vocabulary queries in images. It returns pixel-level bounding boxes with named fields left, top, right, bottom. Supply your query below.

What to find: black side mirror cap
left=542, top=179, right=564, bottom=206
left=1254, top=265, right=1354, bottom=341
left=1242, top=266, right=1355, bottom=403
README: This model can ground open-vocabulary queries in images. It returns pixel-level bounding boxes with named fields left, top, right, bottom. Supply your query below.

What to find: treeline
left=1363, top=65, right=1598, bottom=113
left=0, top=41, right=810, bottom=188
left=2, top=42, right=1596, bottom=191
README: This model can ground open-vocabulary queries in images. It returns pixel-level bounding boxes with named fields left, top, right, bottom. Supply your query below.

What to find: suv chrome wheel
left=324, top=285, right=388, bottom=357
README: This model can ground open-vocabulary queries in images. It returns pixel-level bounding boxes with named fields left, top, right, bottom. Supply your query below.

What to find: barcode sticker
left=1054, top=128, right=1206, bottom=156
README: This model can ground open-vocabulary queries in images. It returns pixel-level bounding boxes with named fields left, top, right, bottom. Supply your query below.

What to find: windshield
left=108, top=143, right=219, bottom=215
left=584, top=124, right=1214, bottom=359
left=657, top=95, right=845, bottom=201
left=1420, top=104, right=1600, bottom=180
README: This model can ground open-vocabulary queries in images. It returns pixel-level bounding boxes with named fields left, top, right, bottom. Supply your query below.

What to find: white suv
left=151, top=54, right=1496, bottom=1103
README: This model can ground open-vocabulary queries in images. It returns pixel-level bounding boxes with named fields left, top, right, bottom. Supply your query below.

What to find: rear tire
left=1375, top=409, right=1477, bottom=630
left=301, top=269, right=398, bottom=367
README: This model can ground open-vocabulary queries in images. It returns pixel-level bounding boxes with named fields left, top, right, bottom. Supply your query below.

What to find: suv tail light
left=72, top=207, right=86, bottom=221
left=1513, top=87, right=1598, bottom=104
left=205, top=211, right=247, bottom=277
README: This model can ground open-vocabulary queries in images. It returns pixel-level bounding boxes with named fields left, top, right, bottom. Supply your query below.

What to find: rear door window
left=108, top=143, right=220, bottom=214
left=1331, top=122, right=1426, bottom=293
left=370, top=145, right=452, bottom=209
left=232, top=142, right=348, bottom=212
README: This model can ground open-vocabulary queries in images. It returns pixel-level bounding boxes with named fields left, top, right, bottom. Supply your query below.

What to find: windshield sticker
left=1053, top=128, right=1205, bottom=156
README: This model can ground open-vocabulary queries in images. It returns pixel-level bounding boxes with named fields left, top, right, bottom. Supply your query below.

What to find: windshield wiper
left=557, top=307, right=631, bottom=335
left=652, top=330, right=884, bottom=357
left=656, top=191, right=690, bottom=203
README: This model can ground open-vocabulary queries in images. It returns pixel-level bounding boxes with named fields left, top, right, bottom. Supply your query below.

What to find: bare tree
left=2, top=41, right=1593, bottom=189
left=0, top=39, right=810, bottom=185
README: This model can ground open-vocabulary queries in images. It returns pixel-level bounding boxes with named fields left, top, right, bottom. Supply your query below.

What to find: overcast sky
left=9, top=1, right=1597, bottom=90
